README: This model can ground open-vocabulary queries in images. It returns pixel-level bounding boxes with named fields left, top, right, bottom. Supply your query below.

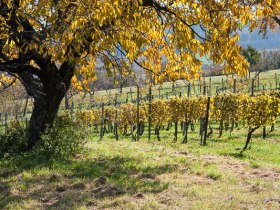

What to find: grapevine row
left=68, top=91, right=280, bottom=150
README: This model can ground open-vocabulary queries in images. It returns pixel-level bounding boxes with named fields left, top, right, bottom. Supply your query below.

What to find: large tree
left=0, top=0, right=278, bottom=149
left=241, top=45, right=261, bottom=70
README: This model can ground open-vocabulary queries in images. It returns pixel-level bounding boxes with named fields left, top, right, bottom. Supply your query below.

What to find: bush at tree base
left=0, top=112, right=87, bottom=160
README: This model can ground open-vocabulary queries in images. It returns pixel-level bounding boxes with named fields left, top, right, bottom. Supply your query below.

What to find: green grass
left=93, top=121, right=280, bottom=168
left=1, top=124, right=280, bottom=209
left=1, top=69, right=280, bottom=209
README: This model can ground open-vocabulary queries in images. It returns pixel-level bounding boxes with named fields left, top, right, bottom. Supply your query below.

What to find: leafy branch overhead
left=3, top=0, right=278, bottom=83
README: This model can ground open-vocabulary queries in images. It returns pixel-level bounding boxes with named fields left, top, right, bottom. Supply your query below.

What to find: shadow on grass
left=253, top=131, right=280, bottom=140
left=220, top=152, right=246, bottom=159
left=0, top=152, right=174, bottom=209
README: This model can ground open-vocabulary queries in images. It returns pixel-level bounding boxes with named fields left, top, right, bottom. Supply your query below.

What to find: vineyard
left=1, top=88, right=280, bottom=209
left=2, top=71, right=280, bottom=151
left=1, top=1, right=280, bottom=209
left=2, top=85, right=280, bottom=151
left=70, top=90, right=280, bottom=150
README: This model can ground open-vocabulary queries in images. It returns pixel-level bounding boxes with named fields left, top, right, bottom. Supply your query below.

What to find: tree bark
left=27, top=91, right=65, bottom=149
left=19, top=62, right=75, bottom=150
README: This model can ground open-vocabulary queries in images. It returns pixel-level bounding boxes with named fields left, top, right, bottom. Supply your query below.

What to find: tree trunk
left=27, top=90, right=66, bottom=149
left=23, top=96, right=29, bottom=117
left=19, top=62, right=75, bottom=150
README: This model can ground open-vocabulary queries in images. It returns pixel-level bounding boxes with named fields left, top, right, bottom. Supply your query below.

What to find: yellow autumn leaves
left=1, top=0, right=280, bottom=89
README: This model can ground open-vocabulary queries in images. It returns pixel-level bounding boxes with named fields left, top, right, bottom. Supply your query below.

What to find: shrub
left=0, top=120, right=27, bottom=158
left=34, top=113, right=87, bottom=160
left=0, top=112, right=87, bottom=161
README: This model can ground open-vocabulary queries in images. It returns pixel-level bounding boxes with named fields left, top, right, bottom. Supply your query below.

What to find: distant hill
left=238, top=27, right=280, bottom=50
left=200, top=27, right=280, bottom=66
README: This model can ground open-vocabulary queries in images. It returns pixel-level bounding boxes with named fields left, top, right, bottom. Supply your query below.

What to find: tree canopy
left=242, top=45, right=261, bottom=68
left=0, top=0, right=279, bottom=149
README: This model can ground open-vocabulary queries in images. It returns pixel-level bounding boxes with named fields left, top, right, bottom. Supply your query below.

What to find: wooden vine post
left=114, top=110, right=119, bottom=141
left=257, top=75, right=260, bottom=91
left=275, top=73, right=278, bottom=90
left=187, top=83, right=191, bottom=98
left=193, top=82, right=196, bottom=96
left=233, top=79, right=237, bottom=93
left=209, top=77, right=212, bottom=95
left=203, top=96, right=211, bottom=146
left=114, top=94, right=119, bottom=141
left=200, top=83, right=206, bottom=144
left=99, top=103, right=105, bottom=140
left=136, top=86, right=140, bottom=141
left=130, top=87, right=133, bottom=102
left=251, top=78, right=255, bottom=96
left=263, top=127, right=266, bottom=139
left=126, top=92, right=129, bottom=103
left=148, top=86, right=152, bottom=141
left=203, top=81, right=207, bottom=95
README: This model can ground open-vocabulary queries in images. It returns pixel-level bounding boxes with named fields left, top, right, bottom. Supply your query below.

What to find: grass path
left=0, top=138, right=280, bottom=209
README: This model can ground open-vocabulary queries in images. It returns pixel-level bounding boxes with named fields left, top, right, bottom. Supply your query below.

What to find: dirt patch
left=55, top=184, right=70, bottom=192
left=95, top=176, right=107, bottom=185
left=240, top=169, right=280, bottom=181
left=187, top=154, right=280, bottom=182
left=263, top=197, right=280, bottom=206
left=71, top=182, right=86, bottom=190
left=41, top=193, right=61, bottom=207
left=93, top=186, right=124, bottom=199
left=49, top=174, right=62, bottom=182
left=134, top=193, right=144, bottom=199
left=137, top=173, right=156, bottom=180
left=158, top=172, right=213, bottom=186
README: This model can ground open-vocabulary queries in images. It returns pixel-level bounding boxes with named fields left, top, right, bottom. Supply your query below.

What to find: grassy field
left=1, top=70, right=280, bottom=209
left=1, top=124, right=280, bottom=209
